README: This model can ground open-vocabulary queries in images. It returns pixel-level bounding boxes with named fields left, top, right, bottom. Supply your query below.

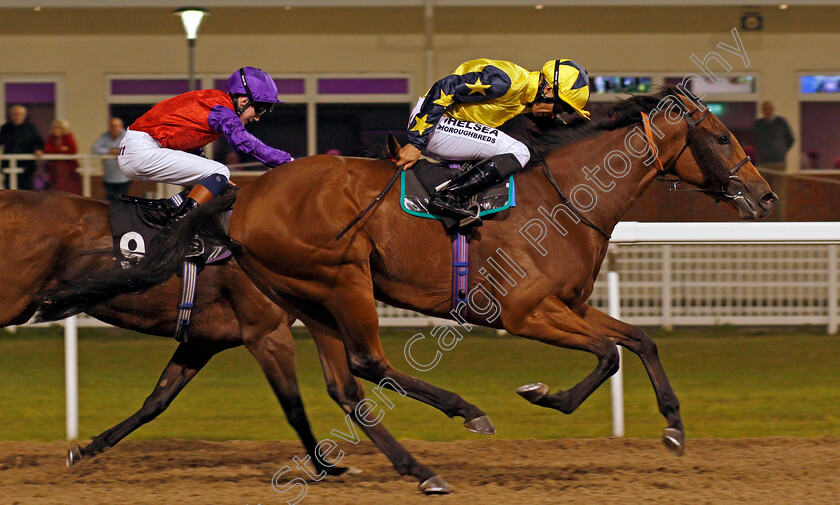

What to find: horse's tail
left=36, top=191, right=240, bottom=322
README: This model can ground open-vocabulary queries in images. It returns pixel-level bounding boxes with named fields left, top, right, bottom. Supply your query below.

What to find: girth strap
left=452, top=233, right=469, bottom=319
left=174, top=259, right=199, bottom=342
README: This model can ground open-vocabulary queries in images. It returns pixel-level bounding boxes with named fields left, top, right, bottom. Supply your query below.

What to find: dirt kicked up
left=1, top=437, right=838, bottom=505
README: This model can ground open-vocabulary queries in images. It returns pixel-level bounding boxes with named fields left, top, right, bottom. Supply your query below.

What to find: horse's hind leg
left=308, top=321, right=448, bottom=494
left=242, top=321, right=350, bottom=477
left=507, top=296, right=621, bottom=415
left=69, top=341, right=222, bottom=465
left=573, top=303, right=684, bottom=455
left=320, top=267, right=493, bottom=435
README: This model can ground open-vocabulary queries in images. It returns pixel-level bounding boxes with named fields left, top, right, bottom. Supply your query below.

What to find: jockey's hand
left=396, top=144, right=421, bottom=170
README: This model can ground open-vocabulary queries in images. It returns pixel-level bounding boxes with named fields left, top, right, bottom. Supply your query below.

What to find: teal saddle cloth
left=399, top=160, right=515, bottom=220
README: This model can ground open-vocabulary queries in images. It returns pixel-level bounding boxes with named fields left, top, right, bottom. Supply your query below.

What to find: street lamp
left=174, top=7, right=209, bottom=91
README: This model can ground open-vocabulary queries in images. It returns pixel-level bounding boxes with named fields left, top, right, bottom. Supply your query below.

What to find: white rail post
left=662, top=244, right=673, bottom=330
left=607, top=248, right=625, bottom=437
left=80, top=155, right=92, bottom=198
left=65, top=316, right=79, bottom=441
left=9, top=158, right=19, bottom=190
left=829, top=245, right=838, bottom=334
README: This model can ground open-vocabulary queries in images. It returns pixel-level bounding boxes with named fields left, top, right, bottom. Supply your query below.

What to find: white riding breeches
left=118, top=129, right=230, bottom=186
left=409, top=98, right=531, bottom=168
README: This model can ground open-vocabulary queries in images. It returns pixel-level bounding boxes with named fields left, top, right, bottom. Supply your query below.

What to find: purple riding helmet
left=226, top=66, right=283, bottom=117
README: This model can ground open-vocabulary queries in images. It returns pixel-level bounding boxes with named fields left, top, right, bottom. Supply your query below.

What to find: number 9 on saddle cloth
left=109, top=189, right=232, bottom=269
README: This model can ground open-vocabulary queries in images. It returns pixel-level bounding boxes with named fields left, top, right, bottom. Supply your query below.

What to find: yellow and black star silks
left=407, top=58, right=542, bottom=149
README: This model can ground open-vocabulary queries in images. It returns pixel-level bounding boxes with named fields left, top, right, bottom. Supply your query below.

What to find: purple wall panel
left=5, top=82, right=55, bottom=104
left=111, top=79, right=196, bottom=95
left=318, top=78, right=408, bottom=95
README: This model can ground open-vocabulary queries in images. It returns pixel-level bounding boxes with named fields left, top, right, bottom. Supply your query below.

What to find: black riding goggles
left=250, top=101, right=275, bottom=117
left=534, top=86, right=575, bottom=115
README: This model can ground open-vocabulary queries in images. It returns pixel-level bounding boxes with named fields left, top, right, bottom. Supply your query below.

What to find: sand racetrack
left=1, top=437, right=838, bottom=504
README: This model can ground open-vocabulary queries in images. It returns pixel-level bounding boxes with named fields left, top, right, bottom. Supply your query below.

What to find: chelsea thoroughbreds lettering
left=436, top=117, right=500, bottom=144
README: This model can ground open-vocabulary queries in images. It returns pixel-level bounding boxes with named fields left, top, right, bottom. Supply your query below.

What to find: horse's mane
left=501, top=86, right=691, bottom=168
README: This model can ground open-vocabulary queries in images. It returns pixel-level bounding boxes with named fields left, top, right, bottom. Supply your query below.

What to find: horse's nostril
left=761, top=192, right=778, bottom=207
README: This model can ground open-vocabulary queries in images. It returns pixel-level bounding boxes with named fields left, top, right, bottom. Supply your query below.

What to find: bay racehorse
left=39, top=88, right=777, bottom=491
left=2, top=190, right=447, bottom=492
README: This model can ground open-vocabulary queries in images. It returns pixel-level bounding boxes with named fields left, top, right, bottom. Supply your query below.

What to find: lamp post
left=174, top=7, right=208, bottom=91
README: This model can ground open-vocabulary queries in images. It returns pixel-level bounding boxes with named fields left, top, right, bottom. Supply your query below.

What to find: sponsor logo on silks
left=440, top=116, right=499, bottom=136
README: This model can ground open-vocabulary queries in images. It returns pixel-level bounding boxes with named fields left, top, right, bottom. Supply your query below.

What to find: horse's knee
left=602, top=343, right=621, bottom=377
left=635, top=328, right=658, bottom=356
left=623, top=326, right=658, bottom=356
left=137, top=397, right=169, bottom=422
left=347, top=353, right=387, bottom=381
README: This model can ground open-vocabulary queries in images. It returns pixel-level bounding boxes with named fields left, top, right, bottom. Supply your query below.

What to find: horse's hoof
left=418, top=474, right=451, bottom=494
left=464, top=415, right=495, bottom=435
left=66, top=444, right=82, bottom=467
left=321, top=466, right=362, bottom=477
left=663, top=428, right=685, bottom=457
left=517, top=382, right=550, bottom=403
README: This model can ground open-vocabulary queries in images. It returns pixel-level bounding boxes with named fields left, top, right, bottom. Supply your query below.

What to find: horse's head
left=657, top=93, right=778, bottom=220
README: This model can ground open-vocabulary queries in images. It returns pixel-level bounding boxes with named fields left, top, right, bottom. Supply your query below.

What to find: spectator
left=92, top=117, right=130, bottom=201
left=833, top=155, right=840, bottom=169
left=753, top=101, right=794, bottom=170
left=43, top=118, right=81, bottom=194
left=0, top=104, right=44, bottom=190
left=803, top=150, right=820, bottom=170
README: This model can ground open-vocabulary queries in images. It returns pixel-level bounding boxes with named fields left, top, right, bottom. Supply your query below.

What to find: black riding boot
left=164, top=197, right=204, bottom=258
left=428, top=154, right=518, bottom=226
left=171, top=197, right=199, bottom=223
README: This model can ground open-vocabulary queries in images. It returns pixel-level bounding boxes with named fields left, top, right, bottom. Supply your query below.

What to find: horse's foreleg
left=573, top=303, right=684, bottom=455
left=319, top=270, right=493, bottom=435
left=507, top=296, right=620, bottom=415
left=242, top=323, right=350, bottom=478
left=69, top=342, right=220, bottom=465
left=309, top=322, right=448, bottom=494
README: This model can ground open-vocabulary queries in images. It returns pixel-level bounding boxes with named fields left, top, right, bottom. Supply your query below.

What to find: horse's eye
left=717, top=134, right=730, bottom=145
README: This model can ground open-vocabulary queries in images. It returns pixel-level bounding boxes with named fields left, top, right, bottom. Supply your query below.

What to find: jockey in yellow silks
left=397, top=58, right=591, bottom=224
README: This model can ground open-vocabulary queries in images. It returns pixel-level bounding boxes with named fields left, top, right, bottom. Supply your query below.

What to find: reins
left=336, top=161, right=402, bottom=241
left=538, top=159, right=612, bottom=240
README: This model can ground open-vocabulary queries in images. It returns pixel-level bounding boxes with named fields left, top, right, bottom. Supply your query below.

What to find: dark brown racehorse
left=2, top=190, right=447, bottom=492
left=40, top=88, right=777, bottom=490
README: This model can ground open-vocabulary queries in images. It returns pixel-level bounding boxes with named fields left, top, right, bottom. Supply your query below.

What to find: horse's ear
left=387, top=132, right=401, bottom=159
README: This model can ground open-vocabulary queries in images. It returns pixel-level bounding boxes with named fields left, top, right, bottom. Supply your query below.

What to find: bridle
left=538, top=104, right=753, bottom=241
left=640, top=108, right=751, bottom=204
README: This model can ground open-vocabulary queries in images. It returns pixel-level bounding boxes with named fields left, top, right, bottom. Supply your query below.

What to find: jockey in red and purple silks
left=118, top=66, right=293, bottom=220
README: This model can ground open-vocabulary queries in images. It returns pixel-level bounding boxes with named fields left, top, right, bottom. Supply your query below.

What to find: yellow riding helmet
left=540, top=59, right=591, bottom=119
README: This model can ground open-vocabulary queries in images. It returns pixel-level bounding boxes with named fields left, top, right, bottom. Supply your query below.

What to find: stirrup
left=428, top=197, right=474, bottom=221
left=458, top=202, right=482, bottom=228
left=185, top=237, right=205, bottom=258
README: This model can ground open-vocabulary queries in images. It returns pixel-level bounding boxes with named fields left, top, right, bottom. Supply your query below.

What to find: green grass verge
left=0, top=325, right=838, bottom=442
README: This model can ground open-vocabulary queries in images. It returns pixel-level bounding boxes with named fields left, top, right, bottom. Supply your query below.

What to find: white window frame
left=797, top=71, right=840, bottom=173
left=0, top=74, right=65, bottom=123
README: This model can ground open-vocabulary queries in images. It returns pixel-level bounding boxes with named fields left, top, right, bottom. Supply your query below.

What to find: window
left=800, top=75, right=840, bottom=94
left=3, top=80, right=58, bottom=139
left=800, top=102, right=840, bottom=169
left=316, top=103, right=409, bottom=157
left=106, top=73, right=412, bottom=160
left=665, top=75, right=756, bottom=95
left=799, top=74, right=840, bottom=169
left=591, top=76, right=652, bottom=95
